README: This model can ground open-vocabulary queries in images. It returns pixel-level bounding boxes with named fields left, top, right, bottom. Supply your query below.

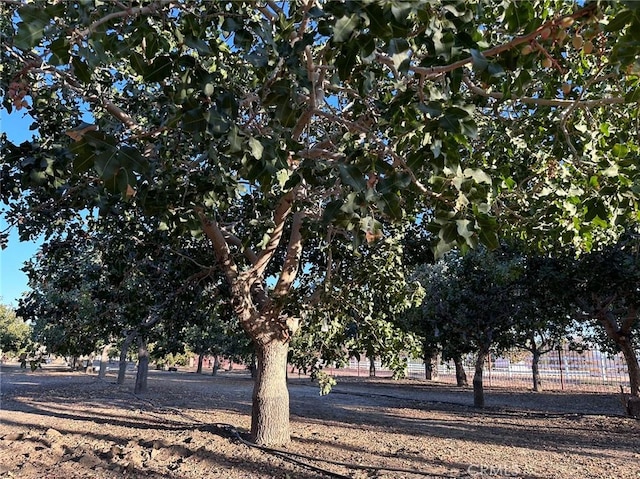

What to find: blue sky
left=1, top=108, right=42, bottom=307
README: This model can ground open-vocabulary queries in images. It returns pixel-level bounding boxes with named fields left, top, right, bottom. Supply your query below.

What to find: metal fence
left=321, top=346, right=637, bottom=393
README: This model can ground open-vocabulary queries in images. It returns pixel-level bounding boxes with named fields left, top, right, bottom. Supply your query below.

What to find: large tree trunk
left=251, top=340, right=290, bottom=446
left=473, top=345, right=490, bottom=408
left=198, top=195, right=303, bottom=447
left=212, top=355, right=221, bottom=376
left=531, top=349, right=542, bottom=392
left=618, top=336, right=640, bottom=397
left=117, top=331, right=136, bottom=385
left=453, top=355, right=468, bottom=387
left=597, top=308, right=640, bottom=396
left=98, top=344, right=111, bottom=380
left=196, top=352, right=204, bottom=374
left=134, top=336, right=149, bottom=394
left=84, top=352, right=95, bottom=373
left=424, top=349, right=439, bottom=380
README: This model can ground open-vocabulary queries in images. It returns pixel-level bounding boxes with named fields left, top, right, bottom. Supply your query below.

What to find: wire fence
left=321, top=346, right=637, bottom=393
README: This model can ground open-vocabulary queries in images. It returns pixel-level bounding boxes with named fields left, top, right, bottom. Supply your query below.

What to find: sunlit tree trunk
left=134, top=336, right=149, bottom=394
left=199, top=195, right=303, bottom=446
left=251, top=339, right=290, bottom=446
left=98, top=344, right=111, bottom=380
left=117, top=331, right=136, bottom=385
left=85, top=352, right=95, bottom=373
left=618, top=336, right=640, bottom=397
left=453, top=355, right=468, bottom=387
left=212, top=355, right=221, bottom=376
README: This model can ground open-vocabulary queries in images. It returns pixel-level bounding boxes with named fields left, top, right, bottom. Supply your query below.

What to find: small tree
left=506, top=252, right=576, bottom=391
left=413, top=247, right=523, bottom=406
left=0, top=303, right=31, bottom=357
left=572, top=236, right=640, bottom=396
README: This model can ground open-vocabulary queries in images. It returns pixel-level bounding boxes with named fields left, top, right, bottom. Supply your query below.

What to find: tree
left=0, top=303, right=31, bottom=356
left=413, top=247, right=523, bottom=406
left=289, top=225, right=423, bottom=388
left=3, top=1, right=640, bottom=445
left=505, top=252, right=576, bottom=391
left=571, top=235, right=640, bottom=396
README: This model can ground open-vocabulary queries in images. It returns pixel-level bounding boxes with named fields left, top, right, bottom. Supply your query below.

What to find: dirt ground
left=1, top=360, right=639, bottom=479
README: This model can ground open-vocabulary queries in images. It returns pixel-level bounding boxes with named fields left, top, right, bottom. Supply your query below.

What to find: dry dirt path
left=1, top=361, right=639, bottom=479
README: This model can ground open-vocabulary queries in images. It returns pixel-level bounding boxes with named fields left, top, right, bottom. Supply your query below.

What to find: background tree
left=0, top=303, right=31, bottom=357
left=505, top=252, right=576, bottom=391
left=3, top=1, right=640, bottom=445
left=289, top=225, right=423, bottom=388
left=570, top=235, right=640, bottom=396
left=413, top=247, right=524, bottom=406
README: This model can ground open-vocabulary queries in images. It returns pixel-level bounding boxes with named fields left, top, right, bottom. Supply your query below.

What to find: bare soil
left=1, top=360, right=639, bottom=479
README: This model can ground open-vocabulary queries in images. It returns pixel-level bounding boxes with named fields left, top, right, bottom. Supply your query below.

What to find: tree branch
left=196, top=209, right=239, bottom=283
left=76, top=0, right=174, bottom=38
left=382, top=3, right=598, bottom=80
left=273, top=211, right=304, bottom=298
left=246, top=190, right=295, bottom=284
left=463, top=76, right=625, bottom=108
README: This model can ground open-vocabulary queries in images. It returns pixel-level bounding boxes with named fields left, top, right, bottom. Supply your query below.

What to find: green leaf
left=333, top=15, right=359, bottom=43
left=249, top=137, right=264, bottom=159
left=605, top=10, right=632, bottom=32
left=470, top=49, right=488, bottom=72
left=118, top=146, right=146, bottom=175
left=612, top=143, right=629, bottom=158
left=336, top=42, right=359, bottom=80
left=464, top=168, right=492, bottom=185
left=145, top=55, right=173, bottom=82
left=72, top=57, right=92, bottom=83
left=339, top=164, right=367, bottom=191
left=130, top=52, right=147, bottom=76
left=322, top=199, right=344, bottom=223
left=94, top=150, right=120, bottom=180
left=625, top=86, right=640, bottom=103
left=227, top=126, right=243, bottom=153
left=14, top=22, right=45, bottom=51
left=49, top=37, right=70, bottom=66
left=234, top=29, right=253, bottom=50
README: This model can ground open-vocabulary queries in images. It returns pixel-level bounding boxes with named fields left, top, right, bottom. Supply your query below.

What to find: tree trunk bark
left=596, top=310, right=640, bottom=396
left=98, top=344, right=111, bottom=380
left=618, top=336, right=640, bottom=397
left=212, top=355, right=221, bottom=376
left=85, top=352, right=95, bottom=374
left=453, top=355, right=468, bottom=387
left=369, top=356, right=376, bottom=377
left=134, top=336, right=149, bottom=395
left=251, top=340, right=290, bottom=446
left=117, top=331, right=136, bottom=385
left=196, top=352, right=204, bottom=374
left=531, top=350, right=542, bottom=392
left=424, top=350, right=439, bottom=380
left=473, top=345, right=490, bottom=408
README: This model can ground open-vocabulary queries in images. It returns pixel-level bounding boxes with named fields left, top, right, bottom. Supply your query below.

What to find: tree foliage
left=0, top=302, right=31, bottom=355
